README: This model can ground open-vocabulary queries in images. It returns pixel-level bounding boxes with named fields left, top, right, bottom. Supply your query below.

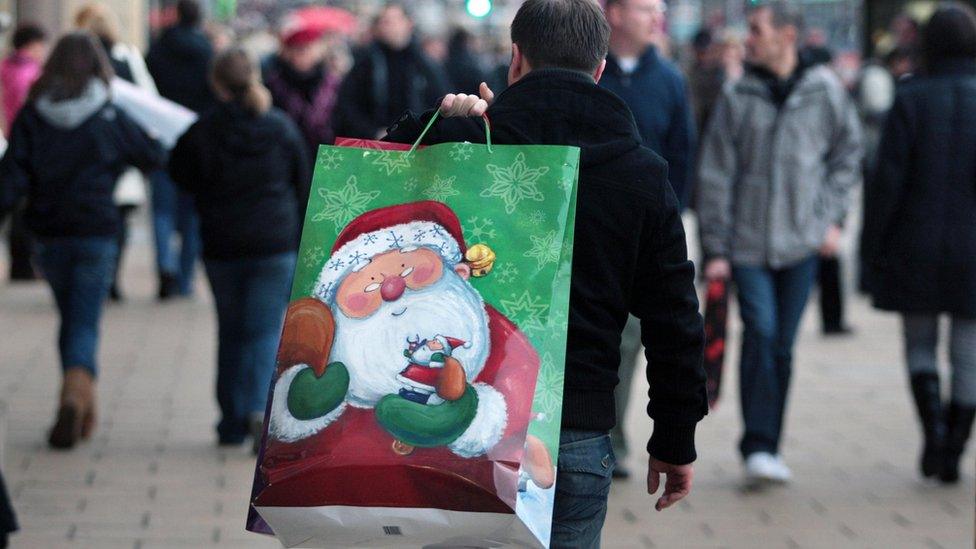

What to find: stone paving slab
left=0, top=226, right=974, bottom=548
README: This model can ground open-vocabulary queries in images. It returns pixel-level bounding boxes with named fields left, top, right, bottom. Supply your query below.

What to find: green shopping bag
left=249, top=117, right=580, bottom=548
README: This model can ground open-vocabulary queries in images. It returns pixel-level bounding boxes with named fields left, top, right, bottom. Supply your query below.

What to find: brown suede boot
left=48, top=368, right=95, bottom=449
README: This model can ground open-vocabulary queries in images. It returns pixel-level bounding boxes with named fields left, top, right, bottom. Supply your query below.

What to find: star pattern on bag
left=482, top=153, right=548, bottom=214
left=499, top=290, right=549, bottom=336
left=310, top=175, right=381, bottom=231
left=371, top=150, right=412, bottom=175
left=422, top=175, right=460, bottom=202
left=523, top=230, right=561, bottom=269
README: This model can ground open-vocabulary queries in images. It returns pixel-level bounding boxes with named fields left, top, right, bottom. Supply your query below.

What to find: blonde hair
left=211, top=47, right=271, bottom=115
left=74, top=3, right=121, bottom=47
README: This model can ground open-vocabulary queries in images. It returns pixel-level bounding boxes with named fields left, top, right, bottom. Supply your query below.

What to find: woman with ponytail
left=169, top=47, right=310, bottom=451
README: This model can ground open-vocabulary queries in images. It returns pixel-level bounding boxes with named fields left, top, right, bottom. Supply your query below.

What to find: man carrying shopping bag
left=387, top=0, right=707, bottom=545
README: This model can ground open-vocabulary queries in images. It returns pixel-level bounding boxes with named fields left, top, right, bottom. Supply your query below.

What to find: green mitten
left=375, top=386, right=479, bottom=447
left=286, top=362, right=349, bottom=421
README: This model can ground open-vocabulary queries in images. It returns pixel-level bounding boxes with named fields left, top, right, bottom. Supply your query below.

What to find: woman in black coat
left=169, top=48, right=309, bottom=452
left=862, top=2, right=976, bottom=484
left=0, top=33, right=164, bottom=449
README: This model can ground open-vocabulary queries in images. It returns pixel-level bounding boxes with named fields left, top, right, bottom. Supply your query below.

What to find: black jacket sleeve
left=168, top=121, right=204, bottom=195
left=632, top=171, right=707, bottom=465
left=861, top=93, right=912, bottom=269
left=0, top=113, right=32, bottom=223
left=286, top=118, right=312, bottom=224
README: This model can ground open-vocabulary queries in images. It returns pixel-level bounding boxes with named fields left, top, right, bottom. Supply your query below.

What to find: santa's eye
left=364, top=282, right=381, bottom=293
left=400, top=266, right=414, bottom=277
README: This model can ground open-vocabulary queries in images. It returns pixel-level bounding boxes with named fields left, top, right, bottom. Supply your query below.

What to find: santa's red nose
left=380, top=275, right=406, bottom=302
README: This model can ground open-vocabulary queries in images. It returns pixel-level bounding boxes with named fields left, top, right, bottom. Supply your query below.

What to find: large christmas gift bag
left=247, top=122, right=580, bottom=548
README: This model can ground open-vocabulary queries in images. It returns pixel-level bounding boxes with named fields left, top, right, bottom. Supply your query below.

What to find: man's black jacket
left=386, top=69, right=707, bottom=464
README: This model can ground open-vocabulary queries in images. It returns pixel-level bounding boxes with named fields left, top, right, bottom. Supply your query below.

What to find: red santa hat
left=314, top=201, right=468, bottom=302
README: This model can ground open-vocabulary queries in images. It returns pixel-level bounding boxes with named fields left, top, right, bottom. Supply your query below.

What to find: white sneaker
left=744, top=452, right=792, bottom=484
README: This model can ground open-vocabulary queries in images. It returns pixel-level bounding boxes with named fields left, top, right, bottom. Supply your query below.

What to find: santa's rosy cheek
left=411, top=265, right=435, bottom=285
left=344, top=294, right=371, bottom=313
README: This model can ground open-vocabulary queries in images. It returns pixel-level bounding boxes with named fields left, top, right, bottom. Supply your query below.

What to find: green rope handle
left=407, top=111, right=493, bottom=156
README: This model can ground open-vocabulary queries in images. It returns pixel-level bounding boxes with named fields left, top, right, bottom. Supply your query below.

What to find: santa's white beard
left=330, top=270, right=490, bottom=408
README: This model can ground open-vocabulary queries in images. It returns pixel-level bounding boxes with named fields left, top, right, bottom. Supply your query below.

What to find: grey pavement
left=0, top=223, right=973, bottom=548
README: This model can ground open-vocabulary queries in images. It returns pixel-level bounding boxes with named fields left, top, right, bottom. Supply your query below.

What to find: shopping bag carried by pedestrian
left=703, top=279, right=729, bottom=409
left=247, top=115, right=580, bottom=548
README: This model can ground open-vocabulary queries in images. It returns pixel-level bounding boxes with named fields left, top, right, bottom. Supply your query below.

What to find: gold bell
left=465, top=243, right=496, bottom=277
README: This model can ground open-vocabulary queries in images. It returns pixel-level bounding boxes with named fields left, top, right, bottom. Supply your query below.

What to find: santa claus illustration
left=257, top=201, right=553, bottom=513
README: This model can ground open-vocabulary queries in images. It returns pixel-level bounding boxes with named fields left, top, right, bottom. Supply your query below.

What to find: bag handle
left=408, top=111, right=493, bottom=155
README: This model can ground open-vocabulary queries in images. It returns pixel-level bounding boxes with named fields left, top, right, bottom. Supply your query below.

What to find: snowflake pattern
left=317, top=149, right=344, bottom=171
left=386, top=231, right=405, bottom=249
left=523, top=230, right=562, bottom=269
left=449, top=143, right=474, bottom=162
left=371, top=150, right=412, bottom=175
left=404, top=178, right=418, bottom=192
left=544, top=309, right=569, bottom=342
left=499, top=290, right=549, bottom=336
left=495, top=263, right=519, bottom=285
left=482, top=152, right=549, bottom=214
left=463, top=217, right=497, bottom=242
left=422, top=175, right=460, bottom=202
left=310, top=175, right=381, bottom=231
left=532, top=352, right=563, bottom=422
left=303, top=246, right=325, bottom=269
left=517, top=209, right=546, bottom=229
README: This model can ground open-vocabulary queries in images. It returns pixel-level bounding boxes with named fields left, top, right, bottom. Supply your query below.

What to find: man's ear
left=593, top=59, right=607, bottom=83
left=509, top=43, right=525, bottom=85
left=454, top=263, right=472, bottom=281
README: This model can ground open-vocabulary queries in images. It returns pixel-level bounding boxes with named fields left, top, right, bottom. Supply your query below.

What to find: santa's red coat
left=254, top=305, right=540, bottom=512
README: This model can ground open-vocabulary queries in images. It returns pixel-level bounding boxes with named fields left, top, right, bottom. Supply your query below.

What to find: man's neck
left=609, top=37, right=649, bottom=61
left=768, top=50, right=799, bottom=80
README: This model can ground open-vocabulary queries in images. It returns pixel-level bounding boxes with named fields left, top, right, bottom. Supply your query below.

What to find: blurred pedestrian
left=688, top=29, right=724, bottom=138
left=76, top=2, right=158, bottom=301
left=387, top=0, right=707, bottom=541
left=697, top=1, right=862, bottom=484
left=146, top=0, right=212, bottom=299
left=332, top=2, right=450, bottom=139
left=263, top=24, right=341, bottom=160
left=0, top=33, right=164, bottom=449
left=799, top=41, right=854, bottom=336
left=862, top=2, right=976, bottom=484
left=600, top=0, right=696, bottom=480
left=1, top=23, right=47, bottom=282
left=446, top=28, right=487, bottom=95
left=169, top=48, right=309, bottom=452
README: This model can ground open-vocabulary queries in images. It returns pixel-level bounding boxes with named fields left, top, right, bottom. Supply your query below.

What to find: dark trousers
left=205, top=252, right=295, bottom=442
left=7, top=206, right=36, bottom=280
left=151, top=170, right=201, bottom=295
left=733, top=256, right=819, bottom=458
left=34, top=237, right=118, bottom=377
left=818, top=256, right=845, bottom=331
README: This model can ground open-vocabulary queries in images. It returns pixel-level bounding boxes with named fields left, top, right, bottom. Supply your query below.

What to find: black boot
left=158, top=273, right=178, bottom=300
left=910, top=373, right=945, bottom=478
left=941, top=402, right=976, bottom=483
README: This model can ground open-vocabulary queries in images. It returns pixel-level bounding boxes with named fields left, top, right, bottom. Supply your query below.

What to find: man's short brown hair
left=510, top=0, right=610, bottom=72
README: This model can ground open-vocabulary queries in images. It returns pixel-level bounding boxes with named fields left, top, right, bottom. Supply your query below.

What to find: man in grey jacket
left=696, top=1, right=861, bottom=483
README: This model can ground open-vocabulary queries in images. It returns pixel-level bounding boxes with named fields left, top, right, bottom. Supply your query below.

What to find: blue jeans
left=151, top=170, right=201, bottom=294
left=551, top=430, right=615, bottom=549
left=205, top=252, right=296, bottom=442
left=34, top=237, right=118, bottom=377
left=733, top=256, right=819, bottom=458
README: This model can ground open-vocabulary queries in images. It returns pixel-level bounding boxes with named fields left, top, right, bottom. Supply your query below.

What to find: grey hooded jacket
left=696, top=64, right=863, bottom=268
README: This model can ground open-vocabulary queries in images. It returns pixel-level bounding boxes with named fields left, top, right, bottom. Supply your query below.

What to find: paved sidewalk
left=0, top=231, right=973, bottom=548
